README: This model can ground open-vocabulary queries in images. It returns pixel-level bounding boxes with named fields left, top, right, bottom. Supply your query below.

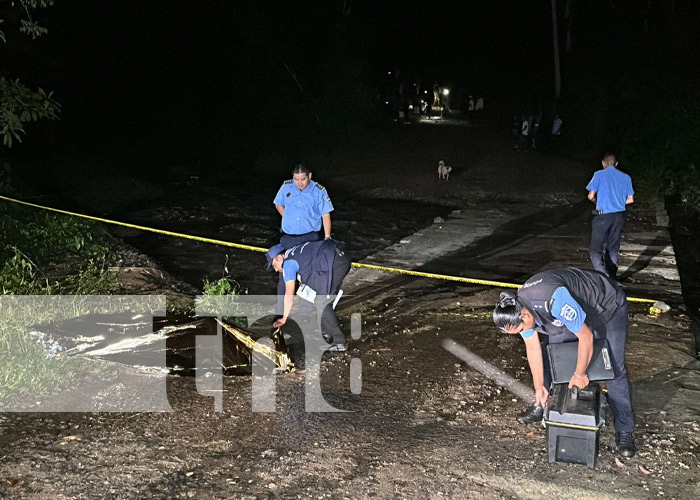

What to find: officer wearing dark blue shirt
left=586, top=153, right=634, bottom=280
left=265, top=240, right=351, bottom=352
left=493, top=267, right=636, bottom=458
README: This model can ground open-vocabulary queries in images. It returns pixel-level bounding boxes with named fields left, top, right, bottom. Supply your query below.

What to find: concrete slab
left=342, top=208, right=512, bottom=297
left=341, top=201, right=683, bottom=307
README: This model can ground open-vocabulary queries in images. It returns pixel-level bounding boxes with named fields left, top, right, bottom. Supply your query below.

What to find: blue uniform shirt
left=282, top=257, right=299, bottom=284
left=586, top=167, right=634, bottom=214
left=520, top=287, right=587, bottom=339
left=274, top=179, right=334, bottom=235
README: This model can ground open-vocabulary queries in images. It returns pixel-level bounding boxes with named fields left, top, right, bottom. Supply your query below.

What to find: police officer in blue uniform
left=274, top=163, right=334, bottom=248
left=273, top=164, right=334, bottom=313
left=265, top=239, right=351, bottom=352
left=587, top=153, right=634, bottom=280
left=493, top=267, right=636, bottom=457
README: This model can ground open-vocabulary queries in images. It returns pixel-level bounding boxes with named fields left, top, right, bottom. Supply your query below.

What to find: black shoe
left=517, top=404, right=544, bottom=424
left=323, top=343, right=347, bottom=352
left=616, top=432, right=636, bottom=458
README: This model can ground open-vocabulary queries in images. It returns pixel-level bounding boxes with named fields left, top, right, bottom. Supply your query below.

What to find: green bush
left=0, top=248, right=52, bottom=295
left=0, top=205, right=121, bottom=401
left=196, top=277, right=248, bottom=328
left=202, top=276, right=239, bottom=297
left=1, top=207, right=115, bottom=295
left=59, top=259, right=119, bottom=295
left=659, top=163, right=700, bottom=211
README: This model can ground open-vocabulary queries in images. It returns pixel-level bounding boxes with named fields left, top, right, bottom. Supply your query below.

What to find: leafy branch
left=0, top=77, right=61, bottom=146
left=1, top=0, right=59, bottom=147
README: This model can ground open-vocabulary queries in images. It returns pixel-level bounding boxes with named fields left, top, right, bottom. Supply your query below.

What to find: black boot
left=616, top=432, right=636, bottom=458
left=517, top=404, right=544, bottom=424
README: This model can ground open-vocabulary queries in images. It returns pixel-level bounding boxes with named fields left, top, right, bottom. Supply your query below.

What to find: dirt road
left=1, top=116, right=698, bottom=499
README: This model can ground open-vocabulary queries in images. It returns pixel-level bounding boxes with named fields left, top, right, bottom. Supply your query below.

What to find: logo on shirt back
left=560, top=304, right=577, bottom=322
left=521, top=278, right=542, bottom=289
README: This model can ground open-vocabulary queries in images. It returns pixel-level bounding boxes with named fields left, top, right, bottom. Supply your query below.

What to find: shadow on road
left=617, top=235, right=669, bottom=282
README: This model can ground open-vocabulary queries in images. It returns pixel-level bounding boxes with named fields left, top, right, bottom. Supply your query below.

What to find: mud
left=2, top=118, right=699, bottom=499
left=1, top=297, right=697, bottom=499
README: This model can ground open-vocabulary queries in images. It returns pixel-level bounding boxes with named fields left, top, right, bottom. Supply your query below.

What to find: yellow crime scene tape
left=0, top=194, right=659, bottom=304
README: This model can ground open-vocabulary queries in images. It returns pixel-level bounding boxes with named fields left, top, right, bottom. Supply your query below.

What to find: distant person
left=550, top=114, right=563, bottom=150
left=474, top=96, right=484, bottom=111
left=492, top=267, right=636, bottom=457
left=399, top=91, right=409, bottom=121
left=440, top=87, right=451, bottom=115
left=586, top=154, right=634, bottom=280
left=551, top=114, right=563, bottom=136
left=273, top=164, right=334, bottom=312
left=423, top=89, right=433, bottom=116
left=412, top=79, right=422, bottom=115
left=511, top=115, right=521, bottom=139
left=467, top=95, right=475, bottom=111
left=514, top=114, right=530, bottom=150
left=266, top=239, right=351, bottom=352
left=530, top=115, right=541, bottom=150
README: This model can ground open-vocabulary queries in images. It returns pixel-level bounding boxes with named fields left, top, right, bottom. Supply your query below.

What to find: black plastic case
left=544, top=382, right=606, bottom=469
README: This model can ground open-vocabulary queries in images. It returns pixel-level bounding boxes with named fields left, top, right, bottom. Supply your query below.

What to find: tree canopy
left=1, top=0, right=60, bottom=147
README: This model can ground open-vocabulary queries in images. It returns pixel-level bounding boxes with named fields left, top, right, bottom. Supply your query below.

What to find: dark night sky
left=3, top=0, right=697, bottom=171
left=34, top=1, right=552, bottom=126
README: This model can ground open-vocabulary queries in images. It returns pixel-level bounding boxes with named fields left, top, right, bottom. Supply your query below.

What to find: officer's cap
left=265, top=244, right=285, bottom=270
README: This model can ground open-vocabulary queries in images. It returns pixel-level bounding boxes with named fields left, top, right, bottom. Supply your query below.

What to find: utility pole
left=551, top=0, right=562, bottom=102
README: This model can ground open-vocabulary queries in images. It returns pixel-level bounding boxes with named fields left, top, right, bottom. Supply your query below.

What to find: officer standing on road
left=266, top=239, right=351, bottom=352
left=587, top=153, right=634, bottom=280
left=273, top=163, right=334, bottom=309
left=492, top=267, right=636, bottom=457
left=274, top=163, right=334, bottom=247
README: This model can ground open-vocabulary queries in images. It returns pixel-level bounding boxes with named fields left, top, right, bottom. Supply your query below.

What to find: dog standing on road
left=438, top=160, right=453, bottom=181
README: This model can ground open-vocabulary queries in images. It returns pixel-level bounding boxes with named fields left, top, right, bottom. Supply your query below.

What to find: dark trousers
left=314, top=247, right=351, bottom=344
left=279, top=231, right=322, bottom=251
left=590, top=212, right=625, bottom=279
left=276, top=231, right=322, bottom=315
left=542, top=289, right=635, bottom=433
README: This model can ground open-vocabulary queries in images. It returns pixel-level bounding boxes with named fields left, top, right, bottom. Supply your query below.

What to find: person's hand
left=273, top=317, right=287, bottom=328
left=568, top=372, right=589, bottom=390
left=534, top=386, right=549, bottom=407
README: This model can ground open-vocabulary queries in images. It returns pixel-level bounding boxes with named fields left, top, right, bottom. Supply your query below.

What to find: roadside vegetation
left=197, top=274, right=253, bottom=329
left=0, top=202, right=120, bottom=402
left=0, top=199, right=254, bottom=402
left=555, top=7, right=700, bottom=215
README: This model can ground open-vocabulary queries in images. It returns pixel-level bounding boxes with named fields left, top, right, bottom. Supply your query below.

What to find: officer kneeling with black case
left=544, top=339, right=614, bottom=469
